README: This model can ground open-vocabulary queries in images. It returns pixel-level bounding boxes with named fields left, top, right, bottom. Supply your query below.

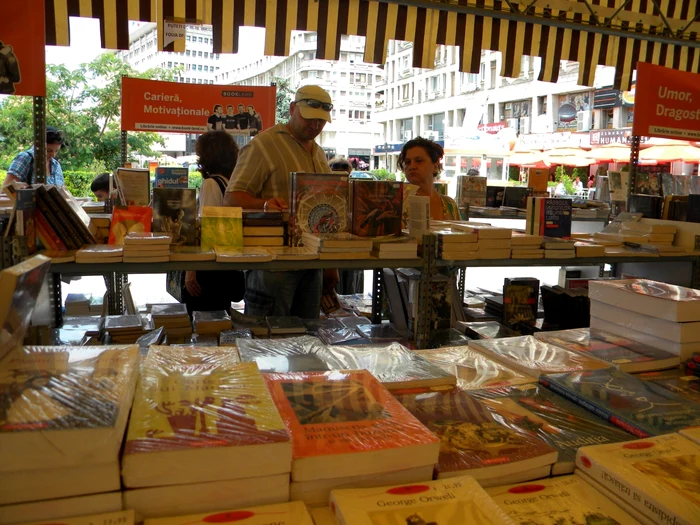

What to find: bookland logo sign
left=121, top=77, right=276, bottom=135
left=634, top=62, right=700, bottom=141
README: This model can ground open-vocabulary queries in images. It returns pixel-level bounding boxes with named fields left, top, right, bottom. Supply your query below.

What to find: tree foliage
left=273, top=76, right=293, bottom=124
left=0, top=53, right=181, bottom=172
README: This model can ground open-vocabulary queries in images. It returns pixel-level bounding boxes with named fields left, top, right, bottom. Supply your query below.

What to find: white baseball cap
left=294, top=85, right=333, bottom=123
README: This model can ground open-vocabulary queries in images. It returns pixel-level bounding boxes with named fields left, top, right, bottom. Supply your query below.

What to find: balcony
left=398, top=69, right=413, bottom=79
left=434, top=59, right=446, bottom=69
left=374, top=100, right=386, bottom=112
left=398, top=98, right=413, bottom=107
left=398, top=42, right=414, bottom=51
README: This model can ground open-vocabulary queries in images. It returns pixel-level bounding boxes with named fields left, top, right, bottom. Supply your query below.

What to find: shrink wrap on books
left=237, top=335, right=342, bottom=373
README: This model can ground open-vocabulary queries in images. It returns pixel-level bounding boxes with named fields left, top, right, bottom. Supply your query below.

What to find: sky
left=45, top=18, right=106, bottom=68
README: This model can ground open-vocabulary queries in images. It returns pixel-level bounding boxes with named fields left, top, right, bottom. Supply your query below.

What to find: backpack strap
left=210, top=175, right=228, bottom=195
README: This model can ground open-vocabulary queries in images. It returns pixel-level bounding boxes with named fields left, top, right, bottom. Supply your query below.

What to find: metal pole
left=627, top=135, right=641, bottom=212
left=32, top=97, right=47, bottom=184
left=121, top=131, right=128, bottom=167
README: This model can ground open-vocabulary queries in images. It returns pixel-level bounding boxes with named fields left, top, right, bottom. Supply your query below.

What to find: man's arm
left=223, top=190, right=286, bottom=210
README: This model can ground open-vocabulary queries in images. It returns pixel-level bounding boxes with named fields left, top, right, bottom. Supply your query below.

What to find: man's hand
left=184, top=271, right=201, bottom=297
left=323, top=268, right=339, bottom=293
left=264, top=197, right=287, bottom=211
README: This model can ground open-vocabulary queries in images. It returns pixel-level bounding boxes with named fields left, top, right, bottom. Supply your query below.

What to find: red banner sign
left=478, top=121, right=507, bottom=134
left=634, top=62, right=700, bottom=140
left=121, top=77, right=276, bottom=135
left=0, top=0, right=46, bottom=97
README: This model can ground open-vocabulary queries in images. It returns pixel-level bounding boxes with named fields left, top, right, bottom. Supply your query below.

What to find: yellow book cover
left=143, top=502, right=313, bottom=525
left=200, top=206, right=243, bottom=250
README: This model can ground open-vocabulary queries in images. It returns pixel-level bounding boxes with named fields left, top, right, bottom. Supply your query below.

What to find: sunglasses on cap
left=297, top=98, right=333, bottom=112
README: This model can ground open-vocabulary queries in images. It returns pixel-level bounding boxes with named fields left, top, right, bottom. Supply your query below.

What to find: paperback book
left=456, top=175, right=487, bottom=208
left=143, top=501, right=313, bottom=525
left=154, top=166, right=189, bottom=189
left=200, top=206, right=243, bottom=250
left=289, top=172, right=349, bottom=246
left=152, top=188, right=197, bottom=246
left=350, top=180, right=403, bottom=237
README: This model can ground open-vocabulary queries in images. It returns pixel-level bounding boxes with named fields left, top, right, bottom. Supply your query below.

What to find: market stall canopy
left=44, top=0, right=700, bottom=90
left=508, top=151, right=547, bottom=167
left=544, top=147, right=591, bottom=160
left=546, top=155, right=596, bottom=167
left=588, top=144, right=632, bottom=163
left=638, top=144, right=700, bottom=162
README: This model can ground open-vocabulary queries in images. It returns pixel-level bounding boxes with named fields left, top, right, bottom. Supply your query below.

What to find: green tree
left=0, top=53, right=181, bottom=172
left=272, top=76, right=293, bottom=124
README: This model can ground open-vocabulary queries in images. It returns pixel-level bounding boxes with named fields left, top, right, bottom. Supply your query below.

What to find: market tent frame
left=44, top=0, right=700, bottom=91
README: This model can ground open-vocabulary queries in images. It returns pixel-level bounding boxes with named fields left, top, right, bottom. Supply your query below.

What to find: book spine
left=47, top=187, right=96, bottom=244
left=35, top=188, right=78, bottom=249
left=538, top=377, right=649, bottom=438
left=576, top=452, right=687, bottom=525
left=35, top=210, right=67, bottom=251
left=45, top=187, right=86, bottom=247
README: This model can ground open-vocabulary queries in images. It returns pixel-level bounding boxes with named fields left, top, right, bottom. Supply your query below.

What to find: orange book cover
left=265, top=370, right=439, bottom=459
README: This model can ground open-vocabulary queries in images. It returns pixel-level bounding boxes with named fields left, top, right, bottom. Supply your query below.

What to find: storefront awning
left=45, top=0, right=700, bottom=90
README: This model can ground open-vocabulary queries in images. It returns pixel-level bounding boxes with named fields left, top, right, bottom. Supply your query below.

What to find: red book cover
left=350, top=180, right=403, bottom=237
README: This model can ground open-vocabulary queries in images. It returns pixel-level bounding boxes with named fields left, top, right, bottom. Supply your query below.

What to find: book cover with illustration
left=152, top=189, right=197, bottom=246
left=264, top=370, right=440, bottom=481
left=638, top=369, right=700, bottom=404
left=330, top=475, right=517, bottom=525
left=470, top=335, right=609, bottom=377
left=143, top=501, right=313, bottom=525
left=540, top=368, right=700, bottom=437
left=413, top=346, right=535, bottom=391
left=608, top=170, right=631, bottom=202
left=350, top=180, right=403, bottom=237
left=122, top=348, right=291, bottom=488
left=633, top=172, right=661, bottom=196
left=456, top=175, right=488, bottom=208
left=472, top=384, right=633, bottom=475
left=535, top=327, right=680, bottom=373
left=200, top=206, right=243, bottom=251
left=396, top=390, right=557, bottom=481
left=289, top=173, right=349, bottom=246
left=486, top=475, right=640, bottom=524
left=154, top=166, right=189, bottom=189
left=576, top=433, right=700, bottom=525
left=0, top=345, right=139, bottom=472
left=502, top=277, right=539, bottom=327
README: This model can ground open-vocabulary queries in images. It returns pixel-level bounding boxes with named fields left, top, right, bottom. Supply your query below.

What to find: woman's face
left=403, top=146, right=438, bottom=187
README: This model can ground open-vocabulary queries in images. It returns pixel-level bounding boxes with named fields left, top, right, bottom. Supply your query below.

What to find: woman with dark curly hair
left=399, top=137, right=460, bottom=226
left=182, top=131, right=244, bottom=314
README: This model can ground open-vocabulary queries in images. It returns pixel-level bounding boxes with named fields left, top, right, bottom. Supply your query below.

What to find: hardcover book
left=350, top=180, right=403, bottom=237
left=472, top=384, right=633, bottom=475
left=154, top=166, right=189, bottom=189
left=487, top=475, right=639, bottom=524
left=526, top=197, right=572, bottom=239
left=0, top=345, right=139, bottom=472
left=540, top=367, right=700, bottom=437
left=470, top=335, right=609, bottom=377
left=151, top=189, right=197, bottom=246
left=414, top=346, right=535, bottom=390
left=200, top=206, right=243, bottom=250
left=396, top=390, right=557, bottom=483
left=122, top=349, right=291, bottom=488
left=329, top=475, right=517, bottom=525
left=143, top=501, right=313, bottom=525
left=502, top=277, right=539, bottom=327
left=114, top=168, right=150, bottom=206
left=576, top=433, right=700, bottom=525
left=289, top=172, right=349, bottom=246
left=264, top=370, right=440, bottom=481
left=456, top=175, right=487, bottom=208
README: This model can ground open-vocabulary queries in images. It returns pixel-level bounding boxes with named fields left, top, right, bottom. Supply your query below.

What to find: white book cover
left=407, top=195, right=430, bottom=239
left=486, top=475, right=639, bottom=524
left=21, top=510, right=134, bottom=525
left=574, top=470, right=656, bottom=525
left=576, top=433, right=700, bottom=525
left=330, top=476, right=517, bottom=525
left=144, top=501, right=313, bottom=525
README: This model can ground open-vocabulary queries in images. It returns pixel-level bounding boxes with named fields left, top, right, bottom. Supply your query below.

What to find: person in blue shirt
left=4, top=127, right=65, bottom=187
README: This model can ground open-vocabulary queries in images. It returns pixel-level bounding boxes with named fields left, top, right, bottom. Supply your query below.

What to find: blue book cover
left=539, top=368, right=700, bottom=438
left=154, top=167, right=189, bottom=189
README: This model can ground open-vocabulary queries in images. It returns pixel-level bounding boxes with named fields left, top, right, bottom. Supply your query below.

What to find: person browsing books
left=183, top=131, right=245, bottom=315
left=223, top=85, right=338, bottom=319
left=399, top=137, right=460, bottom=226
left=4, top=126, right=65, bottom=187
left=90, top=172, right=110, bottom=201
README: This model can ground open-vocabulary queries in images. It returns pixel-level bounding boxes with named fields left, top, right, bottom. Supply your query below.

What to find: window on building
left=490, top=63, right=497, bottom=89
left=167, top=61, right=172, bottom=67
left=402, top=84, right=409, bottom=100
left=538, top=96, right=547, bottom=115
left=198, top=37, right=203, bottom=42
left=341, top=72, right=347, bottom=78
left=198, top=65, right=202, bottom=71
left=340, top=109, right=346, bottom=115
left=603, top=108, right=614, bottom=129
left=186, top=35, right=191, bottom=41
left=624, top=106, right=634, bottom=126
left=186, top=77, right=190, bottom=82
left=186, top=50, right=190, bottom=56
left=341, top=90, right=347, bottom=96
left=198, top=51, right=203, bottom=57
left=204, top=65, right=208, bottom=72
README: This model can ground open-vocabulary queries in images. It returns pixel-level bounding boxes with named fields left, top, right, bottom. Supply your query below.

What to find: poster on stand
left=634, top=62, right=700, bottom=141
left=0, top=0, right=45, bottom=97
left=121, top=77, right=276, bottom=135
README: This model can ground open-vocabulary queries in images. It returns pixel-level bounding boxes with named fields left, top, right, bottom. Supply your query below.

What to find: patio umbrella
left=588, top=144, right=632, bottom=162
left=638, top=144, right=700, bottom=162
left=543, top=146, right=590, bottom=160
left=508, top=151, right=547, bottom=166
left=546, top=155, right=595, bottom=167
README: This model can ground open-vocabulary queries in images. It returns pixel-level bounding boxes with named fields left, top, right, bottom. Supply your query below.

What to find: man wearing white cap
left=224, top=85, right=338, bottom=319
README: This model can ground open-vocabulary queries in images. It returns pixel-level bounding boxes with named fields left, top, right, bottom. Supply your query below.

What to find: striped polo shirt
left=226, top=123, right=331, bottom=202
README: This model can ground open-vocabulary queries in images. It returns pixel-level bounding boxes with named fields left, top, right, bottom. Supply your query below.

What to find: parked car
left=349, top=171, right=377, bottom=180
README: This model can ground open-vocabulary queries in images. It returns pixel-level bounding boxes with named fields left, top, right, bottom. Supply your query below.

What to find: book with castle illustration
left=329, top=475, right=517, bottom=525
left=540, top=367, right=700, bottom=438
left=0, top=345, right=140, bottom=473
left=289, top=172, right=349, bottom=246
left=264, top=370, right=440, bottom=482
left=472, top=383, right=633, bottom=475
left=143, top=501, right=313, bottom=525
left=121, top=347, right=291, bottom=488
left=576, top=433, right=700, bottom=525
left=486, top=474, right=640, bottom=524
left=396, top=389, right=557, bottom=485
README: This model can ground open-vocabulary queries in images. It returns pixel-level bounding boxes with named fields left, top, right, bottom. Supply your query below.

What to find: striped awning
left=44, top=0, right=700, bottom=90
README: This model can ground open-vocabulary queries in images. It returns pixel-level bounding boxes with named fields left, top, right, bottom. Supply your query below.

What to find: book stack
left=620, top=220, right=676, bottom=244
left=371, top=235, right=418, bottom=259
left=33, top=185, right=97, bottom=251
left=526, top=197, right=572, bottom=239
left=122, top=232, right=171, bottom=263
left=0, top=345, right=139, bottom=508
left=122, top=348, right=292, bottom=518
left=450, top=222, right=512, bottom=259
left=329, top=476, right=516, bottom=524
left=588, top=278, right=700, bottom=360
left=543, top=238, right=576, bottom=259
left=64, top=292, right=92, bottom=315
left=143, top=502, right=314, bottom=525
left=169, top=245, right=216, bottom=261
left=266, top=370, right=440, bottom=506
left=231, top=310, right=270, bottom=337
left=104, top=314, right=153, bottom=343
left=75, top=244, right=123, bottom=263
left=433, top=229, right=478, bottom=260
left=192, top=310, right=232, bottom=336
left=88, top=214, right=112, bottom=244
left=349, top=180, right=403, bottom=237
left=458, top=320, right=520, bottom=339
left=510, top=232, right=544, bottom=259
left=301, top=232, right=372, bottom=259
left=574, top=240, right=606, bottom=257
left=214, top=246, right=274, bottom=263
left=575, top=433, right=700, bottom=524
left=243, top=224, right=285, bottom=247
left=237, top=335, right=336, bottom=373
left=150, top=303, right=192, bottom=342
left=637, top=368, right=700, bottom=404
left=267, top=316, right=306, bottom=336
